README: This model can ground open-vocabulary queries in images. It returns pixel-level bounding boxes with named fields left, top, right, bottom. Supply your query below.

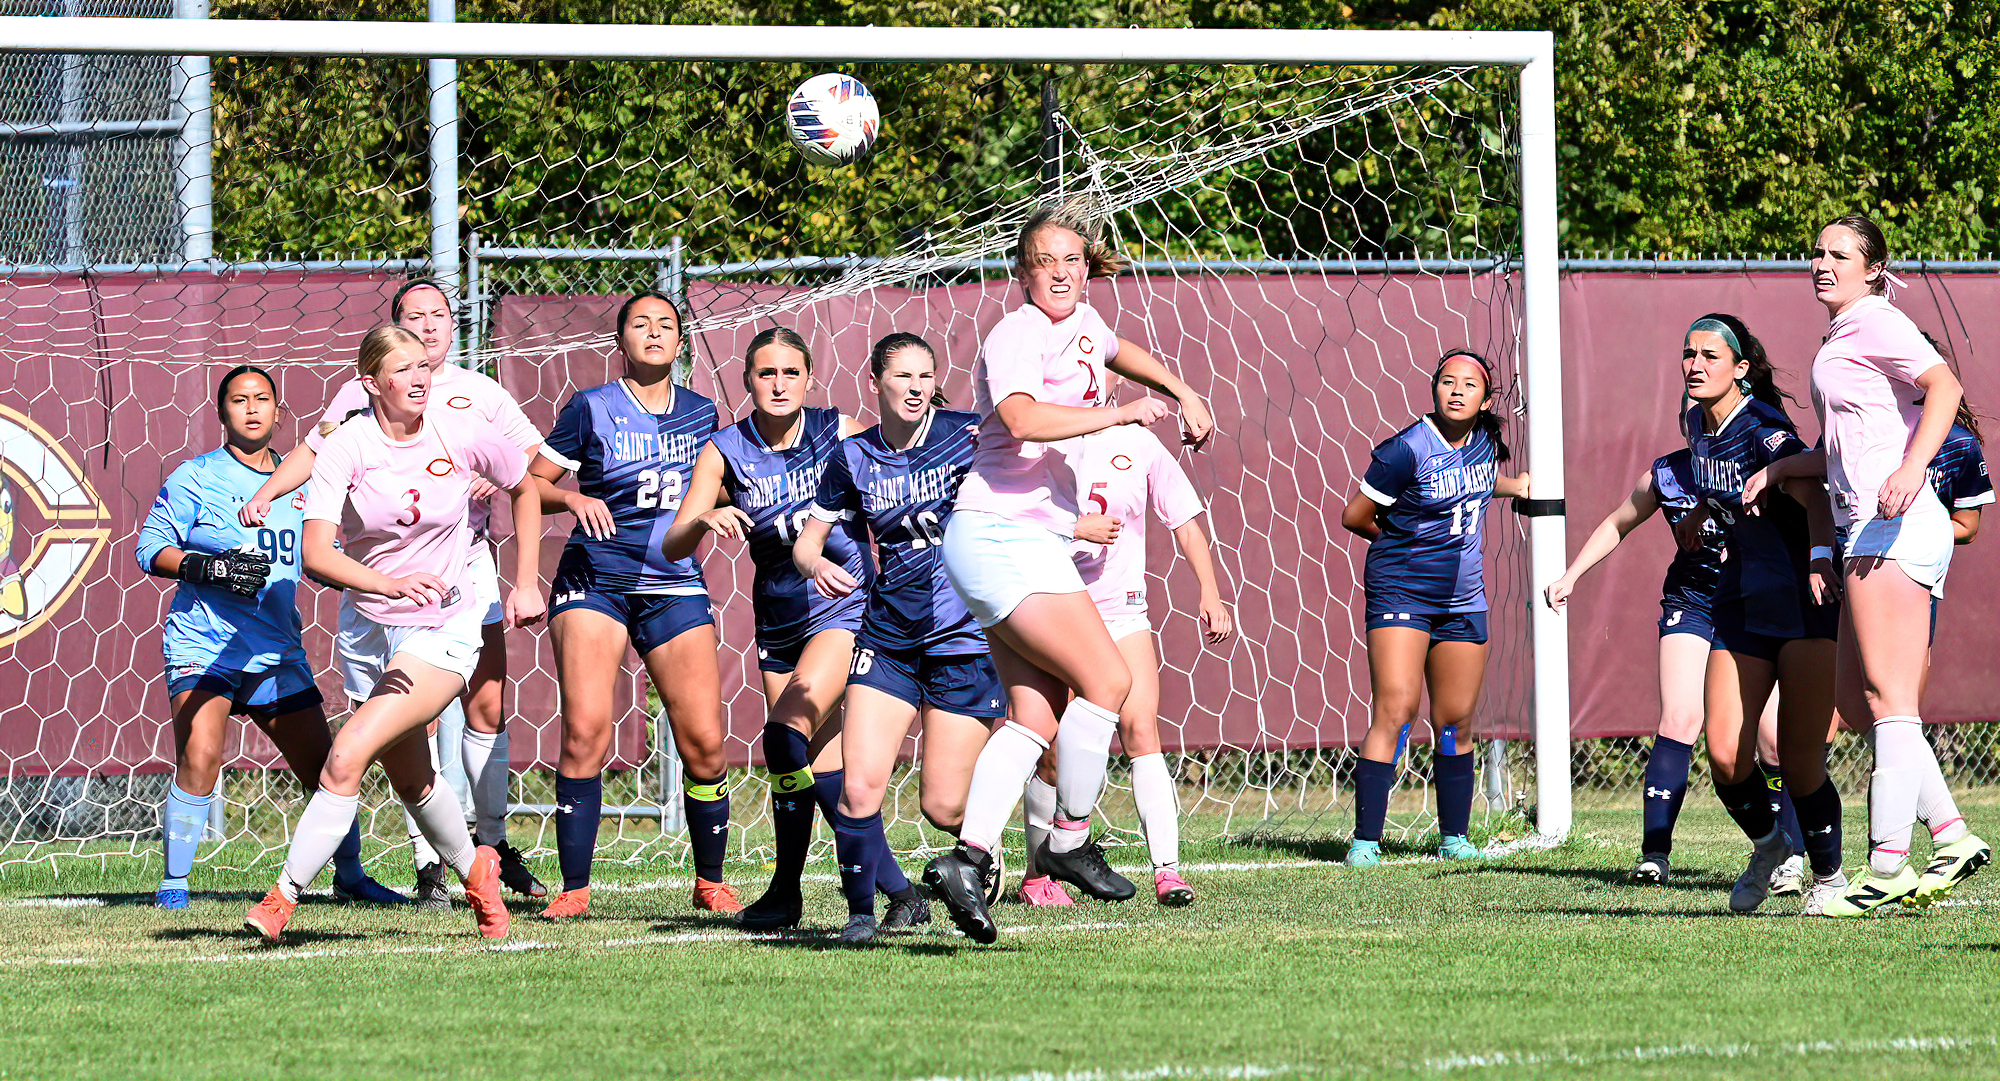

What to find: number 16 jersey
left=545, top=379, right=719, bottom=595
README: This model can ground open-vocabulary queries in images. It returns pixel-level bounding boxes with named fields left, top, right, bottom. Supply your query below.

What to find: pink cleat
left=1154, top=867, right=1194, bottom=907
left=1020, top=874, right=1075, bottom=906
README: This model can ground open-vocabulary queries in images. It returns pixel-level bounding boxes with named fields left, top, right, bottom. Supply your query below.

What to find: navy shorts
left=848, top=641, right=1007, bottom=718
left=165, top=659, right=322, bottom=717
left=1657, top=603, right=1716, bottom=642
left=756, top=609, right=864, bottom=674
left=550, top=586, right=714, bottom=656
left=1710, top=597, right=1838, bottom=663
left=1364, top=610, right=1489, bottom=645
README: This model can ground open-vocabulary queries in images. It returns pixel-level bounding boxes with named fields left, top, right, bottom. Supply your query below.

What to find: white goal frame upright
left=0, top=20, right=1573, bottom=839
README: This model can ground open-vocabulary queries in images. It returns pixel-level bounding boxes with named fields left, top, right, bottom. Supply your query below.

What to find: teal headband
left=1686, top=317, right=1743, bottom=360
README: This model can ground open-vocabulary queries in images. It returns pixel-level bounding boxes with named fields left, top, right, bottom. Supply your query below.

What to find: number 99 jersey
left=1357, top=417, right=1499, bottom=616
left=544, top=380, right=719, bottom=594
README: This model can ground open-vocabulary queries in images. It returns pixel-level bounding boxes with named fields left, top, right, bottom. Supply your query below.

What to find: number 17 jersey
left=545, top=379, right=719, bottom=594
left=1358, top=417, right=1499, bottom=615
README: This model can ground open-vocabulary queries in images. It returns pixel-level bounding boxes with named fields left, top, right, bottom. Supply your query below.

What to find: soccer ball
left=785, top=73, right=880, bottom=165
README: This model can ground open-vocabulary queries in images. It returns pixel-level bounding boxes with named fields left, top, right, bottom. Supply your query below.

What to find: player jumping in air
left=138, top=366, right=403, bottom=909
left=241, top=279, right=549, bottom=906
left=1339, top=350, right=1530, bottom=866
left=795, top=333, right=993, bottom=944
left=1748, top=215, right=1990, bottom=914
left=529, top=292, right=739, bottom=919
left=1020, top=376, right=1234, bottom=907
left=924, top=206, right=1214, bottom=943
left=243, top=325, right=544, bottom=941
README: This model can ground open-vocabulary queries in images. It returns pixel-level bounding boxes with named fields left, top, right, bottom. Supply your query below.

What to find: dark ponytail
left=1432, top=349, right=1510, bottom=463
left=869, top=331, right=950, bottom=407
left=1919, top=330, right=1982, bottom=444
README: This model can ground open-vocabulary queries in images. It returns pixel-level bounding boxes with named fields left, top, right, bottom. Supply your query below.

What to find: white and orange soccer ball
left=785, top=73, right=880, bottom=165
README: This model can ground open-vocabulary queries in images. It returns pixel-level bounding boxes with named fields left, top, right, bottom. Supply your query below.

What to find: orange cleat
left=463, top=845, right=511, bottom=940
left=538, top=886, right=591, bottom=921
left=243, top=887, right=295, bottom=942
left=692, top=878, right=744, bottom=914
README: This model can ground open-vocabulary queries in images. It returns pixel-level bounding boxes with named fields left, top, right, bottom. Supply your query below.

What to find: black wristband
left=1512, top=498, right=1566, bottom=518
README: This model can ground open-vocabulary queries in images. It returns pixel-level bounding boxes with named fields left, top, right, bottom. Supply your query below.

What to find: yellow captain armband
left=772, top=767, right=815, bottom=795
left=683, top=775, right=731, bottom=802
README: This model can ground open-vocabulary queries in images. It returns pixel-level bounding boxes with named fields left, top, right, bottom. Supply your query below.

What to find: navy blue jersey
left=1651, top=449, right=1724, bottom=613
left=812, top=408, right=984, bottom=654
left=1359, top=417, right=1499, bottom=615
left=1928, top=424, right=1993, bottom=511
left=1686, top=398, right=1812, bottom=625
left=711, top=406, right=873, bottom=648
left=546, top=380, right=718, bottom=594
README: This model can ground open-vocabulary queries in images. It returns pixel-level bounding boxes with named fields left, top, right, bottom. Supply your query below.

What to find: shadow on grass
left=151, top=925, right=370, bottom=944
left=1439, top=862, right=1736, bottom=891
left=1228, top=833, right=1438, bottom=864
left=1518, top=904, right=1773, bottom=920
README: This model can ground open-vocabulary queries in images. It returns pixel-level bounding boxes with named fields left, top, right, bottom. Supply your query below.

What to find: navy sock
left=811, top=767, right=845, bottom=822
left=763, top=723, right=815, bottom=895
left=831, top=810, right=880, bottom=917
left=1353, top=757, right=1394, bottom=843
left=684, top=773, right=731, bottom=883
left=554, top=773, right=602, bottom=892
left=1640, top=736, right=1693, bottom=857
left=1715, top=773, right=1777, bottom=842
left=1761, top=763, right=1805, bottom=854
left=1793, top=779, right=1844, bottom=879
left=331, top=817, right=367, bottom=887
left=1435, top=750, right=1476, bottom=838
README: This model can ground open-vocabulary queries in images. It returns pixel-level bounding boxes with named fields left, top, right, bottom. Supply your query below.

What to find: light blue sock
left=331, top=817, right=367, bottom=887
left=162, top=782, right=212, bottom=889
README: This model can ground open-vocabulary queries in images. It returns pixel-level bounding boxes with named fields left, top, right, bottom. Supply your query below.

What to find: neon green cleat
left=1345, top=839, right=1380, bottom=867
left=1913, top=833, right=1991, bottom=905
left=1438, top=835, right=1481, bottom=860
left=1822, top=864, right=1921, bottom=918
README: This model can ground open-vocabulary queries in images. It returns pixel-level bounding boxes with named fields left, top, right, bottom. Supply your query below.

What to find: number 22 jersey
left=1358, top=417, right=1499, bottom=616
left=544, top=379, right=718, bottom=595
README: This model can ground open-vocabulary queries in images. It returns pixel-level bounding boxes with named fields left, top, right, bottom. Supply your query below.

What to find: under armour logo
left=709, top=824, right=726, bottom=834
left=1645, top=786, right=1673, bottom=800
left=776, top=799, right=800, bottom=812
left=1809, top=825, right=1835, bottom=835
left=555, top=802, right=575, bottom=814
left=841, top=863, right=863, bottom=875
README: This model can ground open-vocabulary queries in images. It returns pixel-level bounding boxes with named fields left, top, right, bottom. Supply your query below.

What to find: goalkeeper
left=136, top=365, right=404, bottom=910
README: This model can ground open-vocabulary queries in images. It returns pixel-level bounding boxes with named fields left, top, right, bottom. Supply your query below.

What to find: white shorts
left=1102, top=613, right=1153, bottom=642
left=336, top=596, right=485, bottom=702
left=468, top=542, right=505, bottom=626
left=942, top=510, right=1088, bottom=628
left=1839, top=486, right=1953, bottom=599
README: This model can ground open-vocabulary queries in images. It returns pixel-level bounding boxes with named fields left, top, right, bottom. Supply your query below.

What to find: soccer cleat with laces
left=1631, top=853, right=1670, bottom=885
left=155, top=886, right=189, bottom=910
left=881, top=893, right=931, bottom=930
left=1823, top=864, right=1921, bottom=918
left=1728, top=828, right=1795, bottom=913
left=836, top=914, right=879, bottom=945
left=243, top=887, right=296, bottom=942
left=922, top=844, right=998, bottom=944
left=493, top=841, right=548, bottom=900
left=984, top=847, right=1006, bottom=907
left=1020, top=874, right=1075, bottom=906
left=738, top=886, right=803, bottom=931
left=1037, top=838, right=1137, bottom=901
left=1438, top=835, right=1481, bottom=860
left=463, top=845, right=510, bottom=939
left=1768, top=854, right=1806, bottom=896
left=332, top=874, right=409, bottom=905
left=1154, top=867, right=1195, bottom=907
left=692, top=878, right=744, bottom=914
left=1914, top=833, right=1991, bottom=905
left=538, top=886, right=591, bottom=921
left=413, top=861, right=452, bottom=911
left=1801, top=869, right=1848, bottom=916
left=1345, top=839, right=1381, bottom=868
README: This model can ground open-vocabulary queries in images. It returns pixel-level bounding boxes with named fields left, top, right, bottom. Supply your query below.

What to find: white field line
left=1423, top=1034, right=2000, bottom=1073
left=909, top=1065, right=1300, bottom=1081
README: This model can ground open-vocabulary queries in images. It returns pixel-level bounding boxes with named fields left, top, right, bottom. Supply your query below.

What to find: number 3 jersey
left=711, top=406, right=873, bottom=652
left=544, top=379, right=719, bottom=596
left=136, top=446, right=309, bottom=673
left=812, top=408, right=985, bottom=655
left=1358, top=417, right=1500, bottom=616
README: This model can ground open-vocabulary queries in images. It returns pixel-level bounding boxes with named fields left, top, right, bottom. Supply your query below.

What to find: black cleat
left=1037, top=838, right=1137, bottom=902
left=739, top=886, right=805, bottom=931
left=1631, top=853, right=1670, bottom=885
left=836, top=914, right=879, bottom=946
left=984, top=847, right=1005, bottom=907
left=414, top=861, right=452, bottom=911
left=494, top=840, right=548, bottom=900
left=923, top=845, right=998, bottom=944
left=881, top=892, right=931, bottom=931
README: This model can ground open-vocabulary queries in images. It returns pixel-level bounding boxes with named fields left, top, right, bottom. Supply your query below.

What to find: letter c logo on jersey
left=426, top=458, right=454, bottom=478
left=1078, top=334, right=1095, bottom=355
left=1111, top=454, right=1134, bottom=471
left=446, top=396, right=473, bottom=411
left=0, top=404, right=111, bottom=647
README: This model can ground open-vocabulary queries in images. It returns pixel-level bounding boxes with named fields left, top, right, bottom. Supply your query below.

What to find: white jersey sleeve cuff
left=808, top=506, right=853, bottom=523
left=1955, top=491, right=1996, bottom=510
left=538, top=445, right=582, bottom=473
left=1359, top=481, right=1397, bottom=507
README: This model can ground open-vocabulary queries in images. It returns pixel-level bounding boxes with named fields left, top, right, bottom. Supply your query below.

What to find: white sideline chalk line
left=910, top=1065, right=1299, bottom=1081
left=1424, top=1034, right=2000, bottom=1072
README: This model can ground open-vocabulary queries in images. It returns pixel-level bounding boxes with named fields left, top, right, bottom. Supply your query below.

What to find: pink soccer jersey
left=1070, top=425, right=1206, bottom=620
left=307, top=362, right=545, bottom=536
left=1811, top=295, right=1947, bottom=525
left=957, top=301, right=1121, bottom=535
left=303, top=407, right=531, bottom=625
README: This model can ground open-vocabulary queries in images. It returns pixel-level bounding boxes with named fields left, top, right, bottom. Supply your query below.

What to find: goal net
left=0, top=18, right=1555, bottom=877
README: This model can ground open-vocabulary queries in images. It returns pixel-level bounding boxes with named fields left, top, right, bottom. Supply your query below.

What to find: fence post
left=172, top=0, right=211, bottom=264
left=656, top=708, right=685, bottom=834
left=465, top=230, right=483, bottom=362
left=427, top=0, right=460, bottom=315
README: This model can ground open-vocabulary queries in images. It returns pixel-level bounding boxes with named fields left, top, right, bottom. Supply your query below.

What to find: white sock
left=1912, top=736, right=1967, bottom=845
left=1130, top=752, right=1181, bottom=870
left=958, top=722, right=1050, bottom=854
left=1023, top=774, right=1056, bottom=877
left=281, top=789, right=360, bottom=902
left=406, top=776, right=477, bottom=878
left=1053, top=697, right=1119, bottom=823
left=461, top=728, right=510, bottom=846
left=1869, top=717, right=1929, bottom=876
left=405, top=806, right=441, bottom=870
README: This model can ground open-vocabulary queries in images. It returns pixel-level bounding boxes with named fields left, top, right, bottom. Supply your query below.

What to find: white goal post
left=0, top=20, right=1571, bottom=841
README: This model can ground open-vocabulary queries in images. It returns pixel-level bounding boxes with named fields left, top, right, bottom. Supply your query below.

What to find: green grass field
left=1, top=803, right=1996, bottom=1081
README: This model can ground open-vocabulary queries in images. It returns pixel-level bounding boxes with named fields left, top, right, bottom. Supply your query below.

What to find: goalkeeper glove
left=178, top=548, right=273, bottom=597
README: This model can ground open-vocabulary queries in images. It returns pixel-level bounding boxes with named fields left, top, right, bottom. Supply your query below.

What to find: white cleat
left=1769, top=854, right=1806, bottom=896
left=1729, top=828, right=1796, bottom=913
left=1801, top=869, right=1848, bottom=916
